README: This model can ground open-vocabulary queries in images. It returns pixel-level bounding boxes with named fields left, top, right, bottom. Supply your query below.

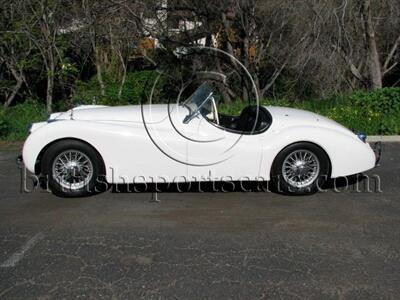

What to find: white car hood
left=50, top=104, right=178, bottom=124
left=266, top=106, right=355, bottom=137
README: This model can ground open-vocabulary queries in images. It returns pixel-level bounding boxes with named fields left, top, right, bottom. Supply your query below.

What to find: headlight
left=356, top=132, right=367, bottom=143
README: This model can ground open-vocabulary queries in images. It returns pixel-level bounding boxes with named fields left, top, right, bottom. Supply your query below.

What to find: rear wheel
left=41, top=140, right=107, bottom=197
left=271, top=143, right=330, bottom=195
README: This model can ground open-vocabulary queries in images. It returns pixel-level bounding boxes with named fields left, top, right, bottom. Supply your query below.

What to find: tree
left=136, top=0, right=316, bottom=100
left=20, top=0, right=67, bottom=113
left=79, top=0, right=142, bottom=99
left=2, top=0, right=400, bottom=109
left=331, top=0, right=400, bottom=90
left=0, top=2, right=35, bottom=108
left=219, top=0, right=313, bottom=99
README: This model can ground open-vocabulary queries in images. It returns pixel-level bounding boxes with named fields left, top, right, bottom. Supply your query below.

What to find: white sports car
left=20, top=83, right=380, bottom=197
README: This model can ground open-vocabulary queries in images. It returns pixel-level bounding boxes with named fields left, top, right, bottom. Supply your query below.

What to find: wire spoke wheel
left=282, top=149, right=320, bottom=189
left=52, top=150, right=94, bottom=191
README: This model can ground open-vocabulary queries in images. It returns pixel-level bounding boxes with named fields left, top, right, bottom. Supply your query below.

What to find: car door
left=135, top=104, right=189, bottom=183
left=185, top=115, right=263, bottom=182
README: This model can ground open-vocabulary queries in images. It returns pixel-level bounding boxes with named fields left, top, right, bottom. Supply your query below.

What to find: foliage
left=2, top=0, right=400, bottom=113
left=350, top=88, right=400, bottom=115
left=1, top=88, right=400, bottom=141
left=0, top=100, right=47, bottom=141
left=72, top=71, right=164, bottom=106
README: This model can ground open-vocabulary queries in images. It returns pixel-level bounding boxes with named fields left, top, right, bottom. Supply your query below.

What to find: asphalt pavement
left=0, top=142, right=399, bottom=299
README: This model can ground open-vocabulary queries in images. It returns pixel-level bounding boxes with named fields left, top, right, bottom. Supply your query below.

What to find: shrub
left=0, top=100, right=47, bottom=141
left=72, top=70, right=165, bottom=106
left=0, top=117, right=8, bottom=138
left=1, top=86, right=399, bottom=141
left=350, top=87, right=400, bottom=114
left=349, top=88, right=400, bottom=134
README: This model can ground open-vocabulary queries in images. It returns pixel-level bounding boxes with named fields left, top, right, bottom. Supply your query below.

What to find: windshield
left=182, top=82, right=214, bottom=124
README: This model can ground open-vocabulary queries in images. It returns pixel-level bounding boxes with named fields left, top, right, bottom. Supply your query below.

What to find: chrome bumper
left=372, top=142, right=382, bottom=167
left=16, top=154, right=23, bottom=168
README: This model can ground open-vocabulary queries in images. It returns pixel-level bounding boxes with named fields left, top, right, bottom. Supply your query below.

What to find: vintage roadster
left=20, top=83, right=380, bottom=197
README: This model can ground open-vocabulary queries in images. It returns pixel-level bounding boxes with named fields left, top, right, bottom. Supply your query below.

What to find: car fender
left=22, top=120, right=143, bottom=180
left=259, top=125, right=376, bottom=180
left=22, top=119, right=189, bottom=183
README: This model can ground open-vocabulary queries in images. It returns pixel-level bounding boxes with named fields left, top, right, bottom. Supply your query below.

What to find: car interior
left=183, top=82, right=273, bottom=134
left=208, top=105, right=273, bottom=134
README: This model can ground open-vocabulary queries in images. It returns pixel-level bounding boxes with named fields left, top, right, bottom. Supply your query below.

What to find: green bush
left=72, top=70, right=165, bottom=106
left=350, top=87, right=400, bottom=115
left=348, top=88, right=400, bottom=134
left=0, top=118, right=8, bottom=138
left=0, top=100, right=47, bottom=141
left=1, top=87, right=399, bottom=141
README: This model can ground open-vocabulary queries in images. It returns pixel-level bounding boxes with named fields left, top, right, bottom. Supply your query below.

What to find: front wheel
left=41, top=140, right=107, bottom=197
left=271, top=143, right=330, bottom=195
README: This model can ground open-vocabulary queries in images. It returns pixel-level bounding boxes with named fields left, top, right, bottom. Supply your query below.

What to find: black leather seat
left=237, top=106, right=271, bottom=133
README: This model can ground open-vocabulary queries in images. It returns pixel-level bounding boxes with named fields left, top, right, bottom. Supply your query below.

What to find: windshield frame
left=181, top=83, right=214, bottom=124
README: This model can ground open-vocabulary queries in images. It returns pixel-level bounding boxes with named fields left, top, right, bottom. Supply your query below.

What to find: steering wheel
left=210, top=96, right=220, bottom=125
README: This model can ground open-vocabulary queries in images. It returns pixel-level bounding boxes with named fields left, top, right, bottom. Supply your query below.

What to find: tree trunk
left=46, top=74, right=54, bottom=113
left=216, top=61, right=232, bottom=104
left=46, top=53, right=55, bottom=113
left=242, top=36, right=250, bottom=102
left=205, top=34, right=212, bottom=47
left=117, top=51, right=127, bottom=100
left=221, top=12, right=238, bottom=69
left=3, top=63, right=24, bottom=108
left=253, top=73, right=263, bottom=99
left=363, top=0, right=383, bottom=90
left=94, top=47, right=106, bottom=97
left=4, top=79, right=23, bottom=108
